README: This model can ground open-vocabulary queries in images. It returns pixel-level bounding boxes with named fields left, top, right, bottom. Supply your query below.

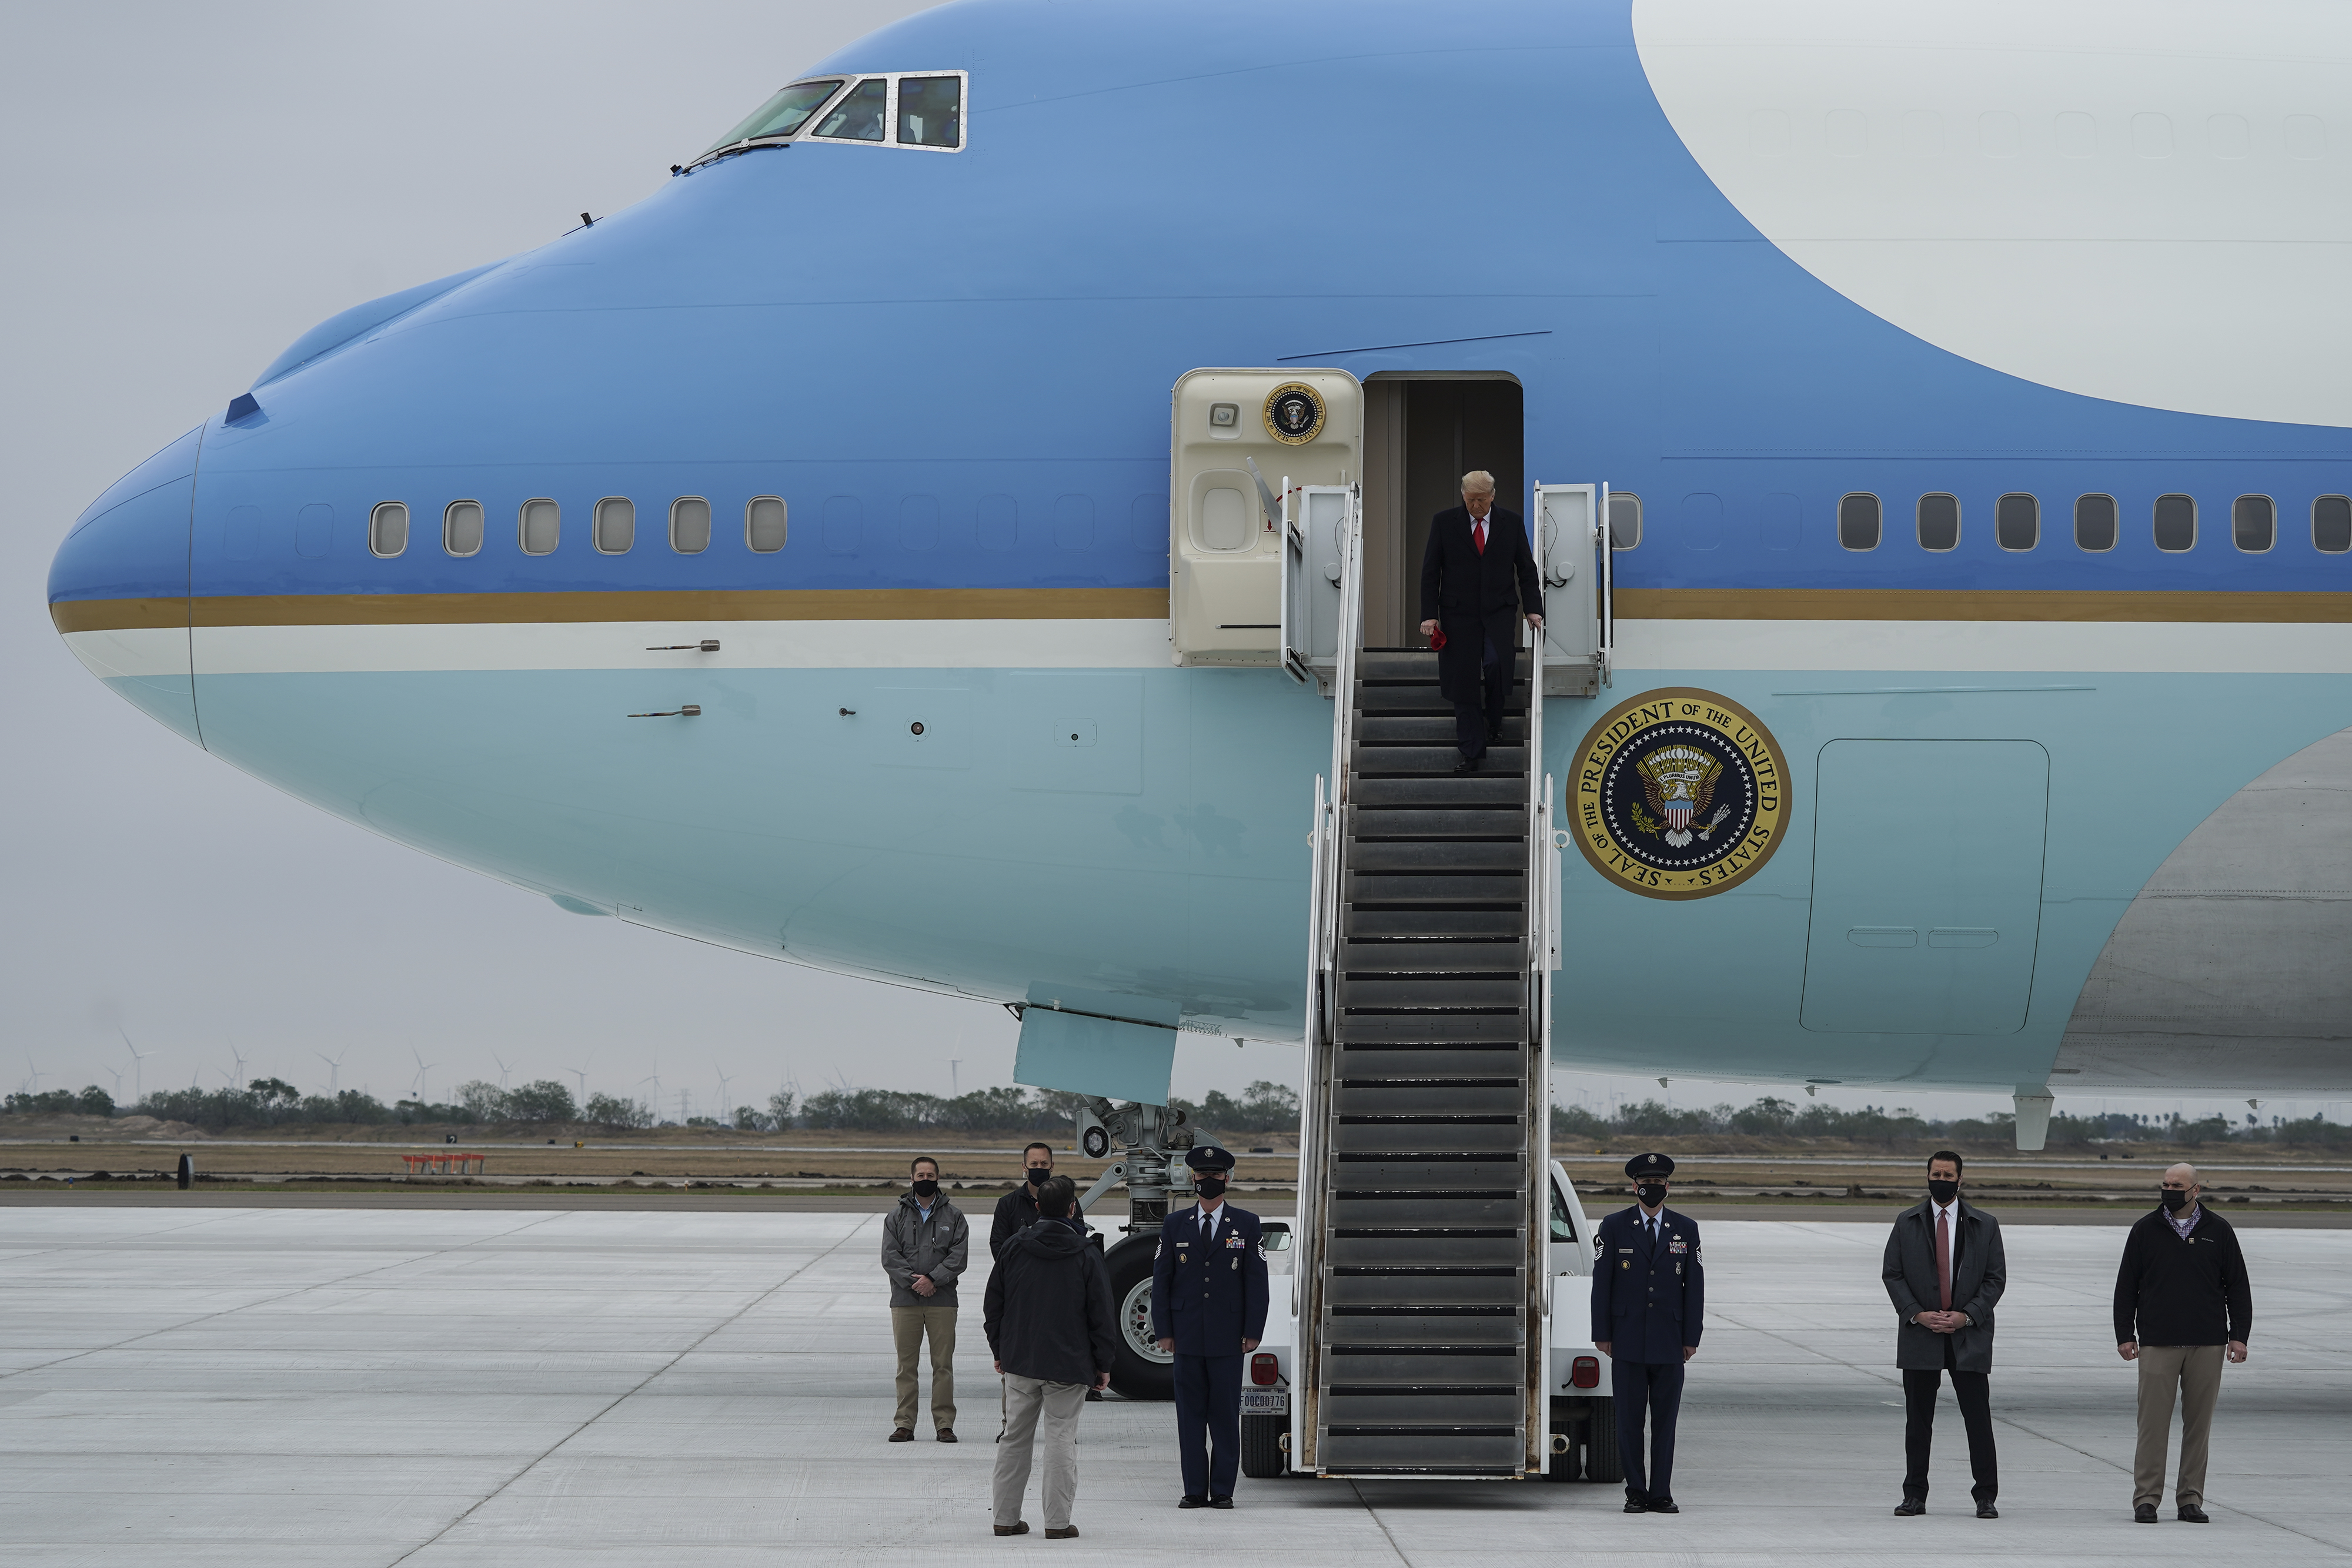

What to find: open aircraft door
left=1170, top=370, right=1361, bottom=667
left=1281, top=484, right=1352, bottom=693
left=1534, top=482, right=1611, bottom=698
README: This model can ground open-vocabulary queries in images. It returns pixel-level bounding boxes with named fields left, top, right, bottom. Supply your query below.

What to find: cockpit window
left=703, top=79, right=844, bottom=155
left=898, top=75, right=963, bottom=148
left=812, top=78, right=888, bottom=142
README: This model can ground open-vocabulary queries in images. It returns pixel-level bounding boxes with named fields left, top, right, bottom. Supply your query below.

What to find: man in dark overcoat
left=1417, top=469, right=1543, bottom=771
left=1882, top=1149, right=2007, bottom=1517
left=1591, top=1151, right=1703, bottom=1513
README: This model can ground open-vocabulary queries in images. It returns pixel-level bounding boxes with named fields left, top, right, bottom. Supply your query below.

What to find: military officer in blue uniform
left=1591, top=1151, right=1704, bottom=1513
left=1151, top=1145, right=1269, bottom=1508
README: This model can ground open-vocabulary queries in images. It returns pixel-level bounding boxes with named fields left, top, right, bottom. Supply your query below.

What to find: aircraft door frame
left=1281, top=483, right=1352, bottom=693
left=1533, top=482, right=1611, bottom=698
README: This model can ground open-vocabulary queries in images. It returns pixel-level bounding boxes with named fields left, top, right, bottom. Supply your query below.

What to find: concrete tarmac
left=0, top=1209, right=2342, bottom=1566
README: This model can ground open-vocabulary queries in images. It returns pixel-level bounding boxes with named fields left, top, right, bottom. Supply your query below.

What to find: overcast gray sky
left=2, top=2, right=2338, bottom=1132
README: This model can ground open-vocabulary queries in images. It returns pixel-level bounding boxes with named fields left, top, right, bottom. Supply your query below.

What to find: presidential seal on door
left=1262, top=383, right=1325, bottom=444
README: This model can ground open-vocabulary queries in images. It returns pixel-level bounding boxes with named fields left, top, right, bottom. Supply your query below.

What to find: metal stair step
left=1343, top=871, right=1525, bottom=905
left=1347, top=807, right=1527, bottom=841
left=1343, top=907, right=1524, bottom=938
left=1335, top=1012, right=1529, bottom=1045
left=1340, top=940, right=1525, bottom=974
left=1356, top=716, right=1526, bottom=745
left=1344, top=840, right=1526, bottom=872
left=1349, top=775, right=1526, bottom=807
left=1352, top=745, right=1530, bottom=775
left=1336, top=975, right=1526, bottom=1009
left=1334, top=1081, right=1526, bottom=1115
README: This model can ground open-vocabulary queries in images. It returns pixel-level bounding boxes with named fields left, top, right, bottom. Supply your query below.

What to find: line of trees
left=2, top=1076, right=1306, bottom=1138
left=1553, top=1095, right=2352, bottom=1149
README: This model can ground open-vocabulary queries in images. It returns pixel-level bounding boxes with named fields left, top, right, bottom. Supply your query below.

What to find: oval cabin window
left=1838, top=493, right=1881, bottom=551
left=747, top=496, right=789, bottom=553
left=443, top=500, right=485, bottom=557
left=369, top=502, right=409, bottom=558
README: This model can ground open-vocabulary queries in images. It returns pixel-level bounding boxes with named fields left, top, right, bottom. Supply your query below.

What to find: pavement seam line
left=1344, top=1478, right=1418, bottom=1567
left=382, top=1210, right=877, bottom=1567
left=0, top=1207, right=572, bottom=1384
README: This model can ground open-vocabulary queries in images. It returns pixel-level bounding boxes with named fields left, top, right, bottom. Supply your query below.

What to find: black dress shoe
left=2178, top=1504, right=2210, bottom=1523
left=888, top=1427, right=915, bottom=1442
left=936, top=1428, right=957, bottom=1443
left=1622, top=1496, right=1647, bottom=1513
left=1893, top=1498, right=1926, bottom=1517
left=1646, top=1497, right=1679, bottom=1514
left=1208, top=1496, right=1234, bottom=1510
left=1178, top=1496, right=1207, bottom=1510
left=1453, top=752, right=1483, bottom=773
left=2134, top=1503, right=2160, bottom=1523
left=1977, top=1503, right=1999, bottom=1519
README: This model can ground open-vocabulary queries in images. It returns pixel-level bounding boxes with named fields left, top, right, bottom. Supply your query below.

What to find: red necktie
left=1936, top=1207, right=1953, bottom=1311
left=1473, top=519, right=1487, bottom=554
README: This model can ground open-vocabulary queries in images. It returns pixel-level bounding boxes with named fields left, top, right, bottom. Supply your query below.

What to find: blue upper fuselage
left=52, top=0, right=2352, bottom=616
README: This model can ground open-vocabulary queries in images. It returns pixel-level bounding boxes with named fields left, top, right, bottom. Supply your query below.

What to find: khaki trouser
left=992, top=1374, right=1086, bottom=1530
left=2134, top=1344, right=2223, bottom=1510
left=892, top=1302, right=957, bottom=1431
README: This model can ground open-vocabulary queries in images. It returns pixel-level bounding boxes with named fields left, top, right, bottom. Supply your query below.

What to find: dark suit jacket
left=1418, top=504, right=1542, bottom=704
left=1589, top=1205, right=1705, bottom=1363
left=1148, top=1202, right=1270, bottom=1357
left=1882, top=1198, right=2006, bottom=1372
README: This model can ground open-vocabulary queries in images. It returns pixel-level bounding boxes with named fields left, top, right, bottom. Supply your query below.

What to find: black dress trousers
left=1902, top=1333, right=1997, bottom=1504
left=1446, top=630, right=1512, bottom=758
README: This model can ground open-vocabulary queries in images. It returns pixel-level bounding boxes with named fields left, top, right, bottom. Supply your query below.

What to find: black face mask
left=1927, top=1178, right=1960, bottom=1206
left=1025, top=1166, right=1050, bottom=1188
left=2160, top=1188, right=2191, bottom=1213
left=911, top=1178, right=939, bottom=1199
left=1194, top=1175, right=1227, bottom=1200
left=1636, top=1183, right=1667, bottom=1209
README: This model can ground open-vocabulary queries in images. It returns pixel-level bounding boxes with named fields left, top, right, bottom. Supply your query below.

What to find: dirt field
left=0, top=1114, right=2345, bottom=1208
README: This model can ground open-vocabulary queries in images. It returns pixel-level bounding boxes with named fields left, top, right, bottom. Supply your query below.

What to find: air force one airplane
left=46, top=0, right=2352, bottom=1149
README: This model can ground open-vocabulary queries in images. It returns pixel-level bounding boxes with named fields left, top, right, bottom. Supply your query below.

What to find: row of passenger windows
left=1597, top=492, right=2352, bottom=554
left=366, top=497, right=789, bottom=559
left=1833, top=493, right=2352, bottom=554
left=698, top=71, right=965, bottom=161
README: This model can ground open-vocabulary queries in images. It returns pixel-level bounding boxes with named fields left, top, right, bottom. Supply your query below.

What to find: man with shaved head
left=2113, top=1162, right=2252, bottom=1524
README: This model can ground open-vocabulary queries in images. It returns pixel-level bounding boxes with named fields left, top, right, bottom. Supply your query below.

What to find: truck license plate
left=1241, top=1388, right=1288, bottom=1415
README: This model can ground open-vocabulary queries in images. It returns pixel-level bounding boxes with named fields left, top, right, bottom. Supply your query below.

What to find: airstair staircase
left=1289, top=487, right=1563, bottom=1479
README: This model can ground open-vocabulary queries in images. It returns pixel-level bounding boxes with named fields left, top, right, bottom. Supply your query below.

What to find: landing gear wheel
left=1241, top=1412, right=1288, bottom=1479
left=1582, top=1396, right=1623, bottom=1484
left=1104, top=1238, right=1173, bottom=1400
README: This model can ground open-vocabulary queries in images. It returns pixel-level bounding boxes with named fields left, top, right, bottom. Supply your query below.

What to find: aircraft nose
left=48, top=425, right=203, bottom=745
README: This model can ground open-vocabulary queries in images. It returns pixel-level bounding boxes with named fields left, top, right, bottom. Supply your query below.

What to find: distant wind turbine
left=121, top=1031, right=155, bottom=1104
left=315, top=1047, right=349, bottom=1096
left=637, top=1066, right=663, bottom=1121
left=22, top=1057, right=43, bottom=1096
left=492, top=1053, right=515, bottom=1090
left=714, top=1065, right=736, bottom=1124
left=410, top=1046, right=439, bottom=1104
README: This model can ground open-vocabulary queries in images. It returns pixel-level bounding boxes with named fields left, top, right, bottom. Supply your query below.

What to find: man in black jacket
left=1882, top=1151, right=2006, bottom=1518
left=991, top=1141, right=1083, bottom=1259
left=1418, top=469, right=1542, bottom=772
left=2115, top=1162, right=2251, bottom=1524
left=985, top=1175, right=1116, bottom=1540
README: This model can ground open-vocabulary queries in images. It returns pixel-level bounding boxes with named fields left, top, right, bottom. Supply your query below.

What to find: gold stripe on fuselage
left=50, top=587, right=1173, bottom=635
left=51, top=586, right=2352, bottom=637
left=1614, top=589, right=2352, bottom=623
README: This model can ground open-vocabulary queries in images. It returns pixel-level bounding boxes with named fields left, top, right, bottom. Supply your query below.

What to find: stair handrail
left=1520, top=614, right=1551, bottom=1472
left=1294, top=484, right=1364, bottom=1473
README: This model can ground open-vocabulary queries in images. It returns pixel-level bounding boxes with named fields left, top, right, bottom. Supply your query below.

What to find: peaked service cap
left=1185, top=1145, right=1235, bottom=1173
left=1624, top=1152, right=1676, bottom=1180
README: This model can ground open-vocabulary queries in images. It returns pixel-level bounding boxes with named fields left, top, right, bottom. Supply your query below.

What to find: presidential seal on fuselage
left=1569, top=689, right=1788, bottom=900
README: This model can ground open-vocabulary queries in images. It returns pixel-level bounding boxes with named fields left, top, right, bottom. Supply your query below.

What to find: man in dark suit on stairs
left=1417, top=470, right=1543, bottom=773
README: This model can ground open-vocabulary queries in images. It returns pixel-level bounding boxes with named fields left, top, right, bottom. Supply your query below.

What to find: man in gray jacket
left=881, top=1155, right=970, bottom=1442
left=1882, top=1149, right=2006, bottom=1518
